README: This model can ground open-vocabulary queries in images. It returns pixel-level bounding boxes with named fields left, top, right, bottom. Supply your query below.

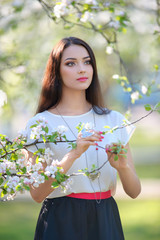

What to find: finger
left=84, top=135, right=102, bottom=142
left=84, top=140, right=99, bottom=146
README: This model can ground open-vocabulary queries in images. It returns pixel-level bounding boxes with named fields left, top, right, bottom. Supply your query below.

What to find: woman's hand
left=105, top=143, right=128, bottom=170
left=106, top=143, right=141, bottom=198
left=73, top=131, right=103, bottom=158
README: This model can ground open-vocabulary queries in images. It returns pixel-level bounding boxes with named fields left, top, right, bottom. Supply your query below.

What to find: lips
left=77, top=77, right=88, bottom=82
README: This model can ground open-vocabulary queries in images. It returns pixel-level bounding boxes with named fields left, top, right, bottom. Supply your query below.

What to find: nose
left=77, top=63, right=86, bottom=74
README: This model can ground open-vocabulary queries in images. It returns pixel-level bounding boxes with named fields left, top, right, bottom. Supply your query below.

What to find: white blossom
left=30, top=125, right=45, bottom=139
left=84, top=122, right=94, bottom=131
left=30, top=116, right=48, bottom=139
left=116, top=11, right=125, bottom=16
left=38, top=157, right=46, bottom=163
left=112, top=74, right=119, bottom=79
left=7, top=194, right=16, bottom=201
left=0, top=90, right=7, bottom=108
left=12, top=0, right=24, bottom=8
left=85, top=0, right=98, bottom=5
left=80, top=11, right=93, bottom=23
left=131, top=91, right=140, bottom=102
left=31, top=162, right=43, bottom=172
left=18, top=129, right=27, bottom=138
left=62, top=0, right=72, bottom=4
left=61, top=177, right=73, bottom=193
left=141, top=85, right=148, bottom=94
left=23, top=178, right=32, bottom=185
left=0, top=160, right=16, bottom=174
left=0, top=140, right=6, bottom=148
left=7, top=176, right=20, bottom=192
left=56, top=125, right=68, bottom=135
left=42, top=148, right=55, bottom=165
left=30, top=172, right=45, bottom=188
left=44, top=160, right=59, bottom=178
left=106, top=46, right=114, bottom=55
left=104, top=2, right=110, bottom=7
left=38, top=116, right=48, bottom=126
left=17, top=157, right=26, bottom=168
left=0, top=162, right=7, bottom=173
left=26, top=160, right=32, bottom=172
left=54, top=3, right=68, bottom=18
left=108, top=20, right=120, bottom=29
left=14, top=65, right=26, bottom=74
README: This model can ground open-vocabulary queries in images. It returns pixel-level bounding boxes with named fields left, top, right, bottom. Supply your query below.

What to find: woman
left=26, top=37, right=141, bottom=240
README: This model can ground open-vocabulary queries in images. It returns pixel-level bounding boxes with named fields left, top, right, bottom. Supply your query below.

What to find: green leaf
left=42, top=135, right=46, bottom=143
left=16, top=185, right=22, bottom=191
left=30, top=124, right=37, bottom=128
left=68, top=142, right=77, bottom=149
left=52, top=181, right=60, bottom=188
left=104, top=125, right=110, bottom=129
left=154, top=102, right=160, bottom=112
left=123, top=149, right=128, bottom=153
left=1, top=189, right=7, bottom=198
left=6, top=169, right=11, bottom=176
left=1, top=190, right=5, bottom=198
left=21, top=167, right=27, bottom=174
left=44, top=126, right=49, bottom=133
left=76, top=122, right=84, bottom=133
left=36, top=156, right=39, bottom=164
left=0, top=177, right=4, bottom=185
left=114, top=155, right=119, bottom=161
left=17, top=143, right=24, bottom=149
left=144, top=104, right=152, bottom=111
left=154, top=64, right=159, bottom=71
left=24, top=185, right=30, bottom=191
left=126, top=87, right=132, bottom=92
left=11, top=153, right=18, bottom=161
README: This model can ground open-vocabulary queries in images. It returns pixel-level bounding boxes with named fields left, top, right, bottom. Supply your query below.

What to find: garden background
left=0, top=0, right=160, bottom=239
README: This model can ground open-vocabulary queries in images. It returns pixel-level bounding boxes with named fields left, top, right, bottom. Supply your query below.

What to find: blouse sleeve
left=112, top=111, right=136, bottom=146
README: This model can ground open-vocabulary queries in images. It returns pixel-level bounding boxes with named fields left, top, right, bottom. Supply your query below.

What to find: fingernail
left=101, top=136, right=104, bottom=139
left=96, top=147, right=98, bottom=150
left=99, top=139, right=102, bottom=141
left=95, top=143, right=98, bottom=146
left=99, top=131, right=103, bottom=134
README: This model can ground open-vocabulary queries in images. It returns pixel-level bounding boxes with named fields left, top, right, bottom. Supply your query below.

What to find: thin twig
left=116, top=109, right=154, bottom=130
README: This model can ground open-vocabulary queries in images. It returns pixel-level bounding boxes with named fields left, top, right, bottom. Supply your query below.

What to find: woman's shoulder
left=105, top=109, right=127, bottom=124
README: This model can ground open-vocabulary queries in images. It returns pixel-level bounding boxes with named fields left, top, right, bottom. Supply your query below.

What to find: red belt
left=67, top=190, right=111, bottom=200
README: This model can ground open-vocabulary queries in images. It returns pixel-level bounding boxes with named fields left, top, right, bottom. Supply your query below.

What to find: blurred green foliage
left=135, top=163, right=160, bottom=179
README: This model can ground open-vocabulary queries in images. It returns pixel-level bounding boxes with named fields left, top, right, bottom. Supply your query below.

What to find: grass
left=0, top=199, right=160, bottom=240
left=117, top=199, right=160, bottom=240
left=0, top=200, right=40, bottom=240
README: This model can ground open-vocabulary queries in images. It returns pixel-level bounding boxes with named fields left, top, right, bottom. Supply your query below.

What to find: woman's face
left=60, top=44, right=93, bottom=92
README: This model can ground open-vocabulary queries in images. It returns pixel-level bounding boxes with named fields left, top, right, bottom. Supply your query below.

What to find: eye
left=84, top=60, right=92, bottom=65
left=65, top=62, right=75, bottom=67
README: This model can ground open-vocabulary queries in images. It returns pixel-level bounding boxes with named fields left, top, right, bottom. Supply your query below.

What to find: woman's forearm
left=118, top=164, right=141, bottom=199
left=30, top=149, right=79, bottom=203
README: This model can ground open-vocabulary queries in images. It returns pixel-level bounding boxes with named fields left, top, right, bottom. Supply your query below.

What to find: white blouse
left=25, top=108, right=135, bottom=198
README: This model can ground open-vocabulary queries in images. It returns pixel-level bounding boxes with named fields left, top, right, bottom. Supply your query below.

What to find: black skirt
left=34, top=196, right=124, bottom=240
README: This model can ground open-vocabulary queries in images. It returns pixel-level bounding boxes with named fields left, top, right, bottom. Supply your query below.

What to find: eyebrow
left=64, top=56, right=90, bottom=62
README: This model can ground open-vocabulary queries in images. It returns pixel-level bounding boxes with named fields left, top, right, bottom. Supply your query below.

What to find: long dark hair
left=36, top=37, right=110, bottom=115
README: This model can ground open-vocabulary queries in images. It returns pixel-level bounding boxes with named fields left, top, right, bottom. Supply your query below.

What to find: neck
left=57, top=90, right=92, bottom=115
